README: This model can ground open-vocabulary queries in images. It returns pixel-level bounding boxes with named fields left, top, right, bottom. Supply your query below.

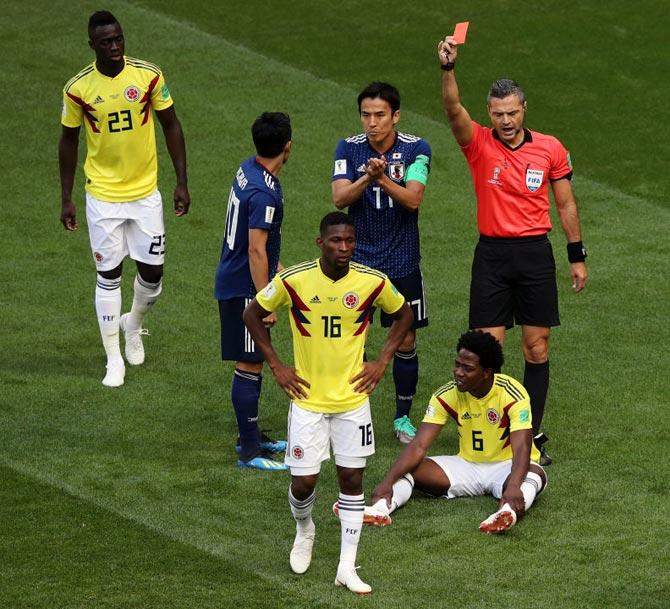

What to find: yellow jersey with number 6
left=61, top=57, right=173, bottom=202
left=422, top=374, right=540, bottom=462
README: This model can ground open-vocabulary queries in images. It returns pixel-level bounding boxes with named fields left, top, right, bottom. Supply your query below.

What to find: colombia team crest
left=124, top=85, right=140, bottom=102
left=486, top=408, right=499, bottom=424
left=342, top=291, right=359, bottom=309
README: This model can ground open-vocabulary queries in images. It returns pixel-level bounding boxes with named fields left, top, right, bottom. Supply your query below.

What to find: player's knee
left=528, top=465, right=547, bottom=492
left=98, top=263, right=123, bottom=280
left=137, top=262, right=163, bottom=284
left=398, top=330, right=416, bottom=352
left=336, top=467, right=364, bottom=495
left=291, top=475, right=318, bottom=499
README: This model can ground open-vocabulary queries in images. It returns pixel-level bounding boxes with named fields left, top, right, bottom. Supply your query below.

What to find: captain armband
left=567, top=241, right=587, bottom=263
left=405, top=154, right=431, bottom=186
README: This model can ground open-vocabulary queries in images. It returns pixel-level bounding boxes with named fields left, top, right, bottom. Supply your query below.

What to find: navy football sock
left=393, top=349, right=418, bottom=419
left=524, top=360, right=549, bottom=435
left=232, top=369, right=262, bottom=460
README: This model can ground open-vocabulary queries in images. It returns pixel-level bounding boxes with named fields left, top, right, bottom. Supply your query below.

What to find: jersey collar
left=492, top=127, right=533, bottom=151
left=367, top=131, right=398, bottom=157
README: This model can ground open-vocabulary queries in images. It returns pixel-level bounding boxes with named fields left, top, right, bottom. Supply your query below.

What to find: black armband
left=440, top=62, right=455, bottom=71
left=567, top=241, right=587, bottom=263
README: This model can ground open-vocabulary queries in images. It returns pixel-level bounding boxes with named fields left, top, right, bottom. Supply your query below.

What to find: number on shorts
left=108, top=110, right=133, bottom=132
left=149, top=233, right=166, bottom=255
left=225, top=188, right=240, bottom=250
left=409, top=298, right=425, bottom=322
left=359, top=423, right=373, bottom=446
left=472, top=430, right=484, bottom=452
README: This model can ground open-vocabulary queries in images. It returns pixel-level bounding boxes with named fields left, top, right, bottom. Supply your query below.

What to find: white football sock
left=337, top=493, right=364, bottom=565
left=126, top=275, right=162, bottom=331
left=384, top=473, right=414, bottom=514
left=289, top=487, right=315, bottom=533
left=95, top=274, right=122, bottom=364
left=521, top=471, right=543, bottom=511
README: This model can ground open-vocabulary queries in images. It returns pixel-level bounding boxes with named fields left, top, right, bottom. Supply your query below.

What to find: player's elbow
left=332, top=192, right=350, bottom=209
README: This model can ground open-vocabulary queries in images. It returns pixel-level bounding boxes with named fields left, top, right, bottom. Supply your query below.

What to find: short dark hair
left=88, top=11, right=119, bottom=34
left=487, top=79, right=526, bottom=104
left=252, top=112, right=292, bottom=158
left=457, top=330, right=504, bottom=373
left=319, top=211, right=355, bottom=236
left=357, top=81, right=400, bottom=113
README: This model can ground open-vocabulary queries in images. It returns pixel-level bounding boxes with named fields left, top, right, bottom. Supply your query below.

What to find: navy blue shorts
left=469, top=235, right=560, bottom=329
left=380, top=267, right=428, bottom=329
left=218, top=297, right=266, bottom=363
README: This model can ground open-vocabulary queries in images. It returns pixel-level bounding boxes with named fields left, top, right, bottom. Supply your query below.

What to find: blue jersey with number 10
left=214, top=156, right=284, bottom=300
left=332, top=132, right=431, bottom=277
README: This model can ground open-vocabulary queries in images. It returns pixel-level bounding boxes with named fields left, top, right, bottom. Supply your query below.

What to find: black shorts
left=379, top=267, right=429, bottom=329
left=469, top=235, right=559, bottom=329
left=218, top=297, right=267, bottom=363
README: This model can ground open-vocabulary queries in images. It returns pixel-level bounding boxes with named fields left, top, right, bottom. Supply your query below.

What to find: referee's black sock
left=524, top=360, right=549, bottom=435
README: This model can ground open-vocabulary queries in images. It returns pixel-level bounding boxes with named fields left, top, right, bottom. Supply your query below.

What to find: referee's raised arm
left=438, top=35, right=473, bottom=147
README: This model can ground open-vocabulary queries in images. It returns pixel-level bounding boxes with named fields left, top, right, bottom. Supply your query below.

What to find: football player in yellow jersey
left=243, top=212, right=413, bottom=594
left=366, top=330, right=547, bottom=534
left=58, top=11, right=190, bottom=387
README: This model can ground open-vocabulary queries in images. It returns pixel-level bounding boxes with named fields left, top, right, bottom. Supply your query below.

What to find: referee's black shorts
left=469, top=234, right=560, bottom=329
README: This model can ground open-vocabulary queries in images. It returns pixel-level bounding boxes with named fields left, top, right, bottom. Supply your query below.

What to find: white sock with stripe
left=126, top=275, right=162, bottom=332
left=289, top=487, right=315, bottom=534
left=337, top=493, right=364, bottom=566
left=95, top=274, right=122, bottom=364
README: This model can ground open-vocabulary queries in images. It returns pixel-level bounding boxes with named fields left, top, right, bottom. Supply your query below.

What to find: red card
left=453, top=21, right=470, bottom=44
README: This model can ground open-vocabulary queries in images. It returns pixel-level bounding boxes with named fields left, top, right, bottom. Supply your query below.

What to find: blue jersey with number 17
left=214, top=156, right=284, bottom=300
left=332, top=132, right=431, bottom=277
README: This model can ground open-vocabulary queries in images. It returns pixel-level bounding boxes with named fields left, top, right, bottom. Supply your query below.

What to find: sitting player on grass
left=341, top=330, right=547, bottom=533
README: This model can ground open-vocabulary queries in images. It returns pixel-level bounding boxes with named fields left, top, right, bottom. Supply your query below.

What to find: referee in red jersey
left=436, top=33, right=588, bottom=464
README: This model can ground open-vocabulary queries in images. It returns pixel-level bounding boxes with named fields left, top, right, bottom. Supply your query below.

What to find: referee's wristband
left=567, top=241, right=587, bottom=263
left=440, top=62, right=455, bottom=71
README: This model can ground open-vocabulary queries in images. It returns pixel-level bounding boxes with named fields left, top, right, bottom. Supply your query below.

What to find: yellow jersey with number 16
left=256, top=259, right=405, bottom=414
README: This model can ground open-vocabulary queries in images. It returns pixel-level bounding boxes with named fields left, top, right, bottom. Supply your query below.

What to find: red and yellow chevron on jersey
left=422, top=374, right=540, bottom=462
left=61, top=57, right=173, bottom=202
left=256, top=259, right=405, bottom=413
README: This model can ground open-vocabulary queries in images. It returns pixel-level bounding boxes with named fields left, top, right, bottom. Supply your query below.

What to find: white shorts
left=86, top=191, right=165, bottom=271
left=285, top=401, right=375, bottom=475
left=428, top=455, right=544, bottom=500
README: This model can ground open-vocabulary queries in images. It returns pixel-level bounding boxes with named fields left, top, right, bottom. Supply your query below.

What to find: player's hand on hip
left=438, top=35, right=458, bottom=65
left=570, top=262, right=588, bottom=293
left=173, top=184, right=191, bottom=216
left=60, top=200, right=78, bottom=231
left=350, top=361, right=386, bottom=394
left=273, top=364, right=310, bottom=400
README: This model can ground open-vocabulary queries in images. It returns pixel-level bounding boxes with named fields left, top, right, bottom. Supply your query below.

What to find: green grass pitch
left=1, top=1, right=668, bottom=608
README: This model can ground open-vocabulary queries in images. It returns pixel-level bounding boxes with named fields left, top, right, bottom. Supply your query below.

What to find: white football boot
left=119, top=313, right=147, bottom=366
left=479, top=507, right=517, bottom=534
left=335, top=563, right=372, bottom=594
left=289, top=524, right=315, bottom=574
left=102, top=360, right=125, bottom=387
